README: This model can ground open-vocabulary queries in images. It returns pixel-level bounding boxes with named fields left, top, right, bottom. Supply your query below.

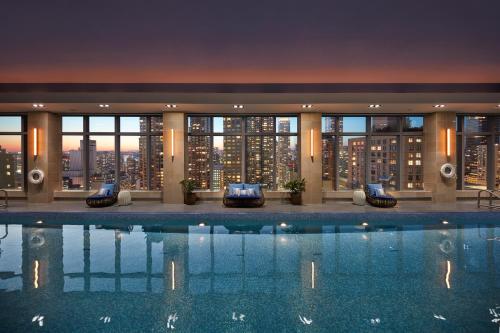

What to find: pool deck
left=0, top=199, right=493, bottom=213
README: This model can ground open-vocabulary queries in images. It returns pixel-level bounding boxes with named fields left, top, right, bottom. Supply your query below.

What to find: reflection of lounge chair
left=223, top=183, right=265, bottom=208
left=365, top=183, right=397, bottom=208
left=86, top=183, right=118, bottom=208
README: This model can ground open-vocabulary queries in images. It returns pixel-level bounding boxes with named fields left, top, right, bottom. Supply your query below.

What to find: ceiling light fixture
left=302, top=104, right=313, bottom=109
left=32, top=104, right=44, bottom=108
left=166, top=104, right=177, bottom=109
left=369, top=104, right=381, bottom=108
left=233, top=104, right=244, bottom=109
left=99, top=104, right=110, bottom=108
left=433, top=104, right=446, bottom=108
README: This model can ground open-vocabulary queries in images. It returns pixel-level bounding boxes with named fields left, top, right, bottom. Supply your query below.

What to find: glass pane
left=119, top=136, right=146, bottom=190
left=150, top=116, right=163, bottom=133
left=188, top=117, right=210, bottom=134
left=402, top=136, right=424, bottom=190
left=246, top=136, right=275, bottom=189
left=369, top=136, right=398, bottom=191
left=150, top=135, right=164, bottom=190
left=322, top=116, right=336, bottom=133
left=372, top=117, right=399, bottom=133
left=187, top=136, right=210, bottom=189
left=62, top=135, right=84, bottom=190
left=212, top=136, right=242, bottom=190
left=496, top=136, right=500, bottom=190
left=0, top=135, right=23, bottom=189
left=62, top=116, right=83, bottom=133
left=338, top=136, right=366, bottom=190
left=213, top=117, right=242, bottom=134
left=246, top=117, right=275, bottom=134
left=464, top=136, right=488, bottom=190
left=403, top=116, right=424, bottom=132
left=120, top=117, right=141, bottom=132
left=89, top=136, right=116, bottom=190
left=322, top=136, right=336, bottom=191
left=89, top=117, right=115, bottom=132
left=275, top=135, right=298, bottom=190
left=0, top=116, right=22, bottom=132
left=339, top=117, right=366, bottom=133
left=464, top=116, right=488, bottom=133
left=276, top=117, right=297, bottom=133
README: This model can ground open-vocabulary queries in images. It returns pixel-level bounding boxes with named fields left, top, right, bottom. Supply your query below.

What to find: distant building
left=0, top=145, right=16, bottom=188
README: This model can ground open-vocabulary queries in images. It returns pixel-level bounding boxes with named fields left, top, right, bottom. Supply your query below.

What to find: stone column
left=163, top=112, right=185, bottom=204
left=27, top=112, right=61, bottom=203
left=423, top=112, right=456, bottom=203
left=300, top=113, right=322, bottom=204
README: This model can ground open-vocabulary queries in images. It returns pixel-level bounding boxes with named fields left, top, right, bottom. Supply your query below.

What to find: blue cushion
left=228, top=183, right=244, bottom=195
left=366, top=183, right=383, bottom=197
left=244, top=183, right=261, bottom=194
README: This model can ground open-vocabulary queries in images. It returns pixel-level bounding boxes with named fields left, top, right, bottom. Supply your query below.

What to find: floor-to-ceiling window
left=62, top=115, right=163, bottom=191
left=456, top=115, right=500, bottom=190
left=0, top=116, right=26, bottom=190
left=187, top=115, right=298, bottom=190
left=322, top=115, right=423, bottom=191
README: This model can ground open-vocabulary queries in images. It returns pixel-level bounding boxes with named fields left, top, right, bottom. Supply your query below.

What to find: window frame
left=61, top=115, right=163, bottom=191
left=456, top=115, right=499, bottom=190
left=321, top=114, right=424, bottom=191
left=185, top=114, right=300, bottom=191
left=0, top=114, right=27, bottom=190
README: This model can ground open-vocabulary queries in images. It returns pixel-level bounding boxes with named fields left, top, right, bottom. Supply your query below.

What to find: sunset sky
left=1, top=0, right=499, bottom=83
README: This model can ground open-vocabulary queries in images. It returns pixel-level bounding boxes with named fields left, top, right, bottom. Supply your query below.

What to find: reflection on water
left=0, top=222, right=498, bottom=332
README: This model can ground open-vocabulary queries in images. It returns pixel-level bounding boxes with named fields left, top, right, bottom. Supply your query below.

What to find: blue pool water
left=0, top=214, right=499, bottom=332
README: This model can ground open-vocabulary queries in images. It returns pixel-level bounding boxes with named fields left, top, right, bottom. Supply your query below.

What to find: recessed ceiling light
left=166, top=104, right=177, bottom=108
left=369, top=104, right=381, bottom=108
left=233, top=104, right=243, bottom=109
left=433, top=104, right=446, bottom=108
left=32, top=104, right=44, bottom=108
left=302, top=104, right=313, bottom=109
left=497, top=104, right=500, bottom=108
left=99, top=104, right=110, bottom=108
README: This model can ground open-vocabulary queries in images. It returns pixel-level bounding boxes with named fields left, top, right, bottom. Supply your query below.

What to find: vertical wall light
left=445, top=260, right=451, bottom=289
left=310, top=128, right=314, bottom=162
left=33, top=128, right=38, bottom=158
left=170, top=129, right=175, bottom=161
left=311, top=261, right=315, bottom=289
left=446, top=128, right=451, bottom=157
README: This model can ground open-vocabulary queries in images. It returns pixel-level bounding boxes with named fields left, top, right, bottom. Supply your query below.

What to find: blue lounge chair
left=223, top=183, right=265, bottom=208
left=86, top=183, right=118, bottom=208
left=365, top=183, right=397, bottom=208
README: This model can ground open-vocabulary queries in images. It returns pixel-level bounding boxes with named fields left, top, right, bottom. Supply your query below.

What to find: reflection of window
left=0, top=116, right=25, bottom=189
left=187, top=116, right=298, bottom=190
left=322, top=116, right=424, bottom=191
left=62, top=116, right=163, bottom=190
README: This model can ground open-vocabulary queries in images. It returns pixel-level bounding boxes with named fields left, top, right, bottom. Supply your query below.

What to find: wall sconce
left=170, top=129, right=175, bottom=162
left=33, top=128, right=38, bottom=158
left=171, top=261, right=175, bottom=290
left=446, top=128, right=451, bottom=157
left=310, top=128, right=314, bottom=162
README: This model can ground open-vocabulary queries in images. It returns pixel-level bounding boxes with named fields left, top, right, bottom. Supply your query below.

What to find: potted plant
left=284, top=178, right=306, bottom=205
left=180, top=179, right=197, bottom=205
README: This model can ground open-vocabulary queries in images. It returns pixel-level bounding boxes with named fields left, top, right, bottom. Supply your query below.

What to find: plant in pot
left=180, top=179, right=197, bottom=205
left=284, top=178, right=306, bottom=205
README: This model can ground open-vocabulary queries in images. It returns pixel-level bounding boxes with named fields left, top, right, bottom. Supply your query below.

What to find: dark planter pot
left=184, top=192, right=197, bottom=205
left=289, top=192, right=302, bottom=205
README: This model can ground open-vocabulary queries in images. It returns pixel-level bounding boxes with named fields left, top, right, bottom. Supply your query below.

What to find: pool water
left=0, top=220, right=498, bottom=332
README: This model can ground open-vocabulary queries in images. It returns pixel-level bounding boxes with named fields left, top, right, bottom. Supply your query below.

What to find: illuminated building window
left=0, top=116, right=25, bottom=190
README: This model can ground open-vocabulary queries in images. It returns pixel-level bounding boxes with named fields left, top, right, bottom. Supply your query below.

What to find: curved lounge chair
left=223, top=183, right=265, bottom=208
left=365, top=183, right=397, bottom=208
left=86, top=183, right=118, bottom=208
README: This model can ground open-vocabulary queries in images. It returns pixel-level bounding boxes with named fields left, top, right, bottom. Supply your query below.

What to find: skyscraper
left=0, top=145, right=16, bottom=188
left=187, top=117, right=210, bottom=189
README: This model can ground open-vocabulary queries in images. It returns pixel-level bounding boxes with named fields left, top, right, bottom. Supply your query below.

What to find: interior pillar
left=27, top=112, right=61, bottom=203
left=423, top=111, right=457, bottom=203
left=163, top=112, right=185, bottom=204
left=300, top=113, right=322, bottom=204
